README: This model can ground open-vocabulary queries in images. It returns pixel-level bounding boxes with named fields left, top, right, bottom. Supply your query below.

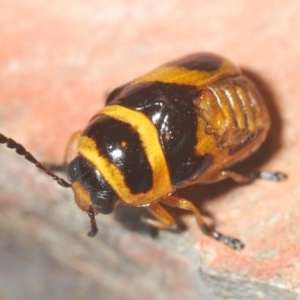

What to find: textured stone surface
left=0, top=1, right=299, bottom=299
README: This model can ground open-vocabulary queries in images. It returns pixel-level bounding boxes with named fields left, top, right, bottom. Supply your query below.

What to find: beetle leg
left=142, top=202, right=177, bottom=229
left=48, top=130, right=82, bottom=171
left=219, top=170, right=287, bottom=184
left=161, top=196, right=244, bottom=250
left=218, top=170, right=255, bottom=183
left=63, top=130, right=82, bottom=165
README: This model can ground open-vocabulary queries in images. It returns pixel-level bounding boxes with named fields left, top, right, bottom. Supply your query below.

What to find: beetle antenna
left=0, top=133, right=71, bottom=188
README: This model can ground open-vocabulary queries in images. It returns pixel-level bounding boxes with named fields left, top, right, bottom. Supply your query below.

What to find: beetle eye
left=91, top=191, right=116, bottom=214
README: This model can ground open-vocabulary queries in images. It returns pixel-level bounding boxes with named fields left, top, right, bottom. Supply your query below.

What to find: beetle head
left=67, top=155, right=118, bottom=215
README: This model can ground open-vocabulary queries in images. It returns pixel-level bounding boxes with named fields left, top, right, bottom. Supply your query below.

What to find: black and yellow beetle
left=0, top=53, right=286, bottom=249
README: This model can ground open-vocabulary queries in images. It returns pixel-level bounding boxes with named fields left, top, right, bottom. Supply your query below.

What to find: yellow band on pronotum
left=79, top=105, right=173, bottom=206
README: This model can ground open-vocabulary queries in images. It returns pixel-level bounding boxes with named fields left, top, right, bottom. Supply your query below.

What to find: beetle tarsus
left=201, top=225, right=244, bottom=250
left=250, top=171, right=287, bottom=182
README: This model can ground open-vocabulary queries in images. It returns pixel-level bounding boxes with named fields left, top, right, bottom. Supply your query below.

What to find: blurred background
left=0, top=1, right=299, bottom=299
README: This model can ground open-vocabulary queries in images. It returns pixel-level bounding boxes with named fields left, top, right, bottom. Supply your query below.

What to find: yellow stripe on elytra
left=133, top=59, right=239, bottom=87
left=79, top=105, right=173, bottom=206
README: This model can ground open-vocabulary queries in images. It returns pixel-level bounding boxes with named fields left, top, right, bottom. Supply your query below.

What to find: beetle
left=0, top=53, right=286, bottom=249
